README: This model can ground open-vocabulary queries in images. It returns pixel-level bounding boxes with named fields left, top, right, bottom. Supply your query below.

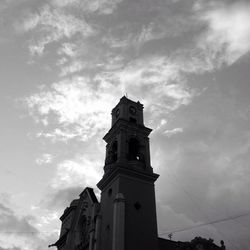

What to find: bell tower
left=97, top=96, right=159, bottom=250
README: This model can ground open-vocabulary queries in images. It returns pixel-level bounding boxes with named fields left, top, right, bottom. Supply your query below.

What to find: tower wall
left=98, top=166, right=159, bottom=250
left=119, top=174, right=158, bottom=250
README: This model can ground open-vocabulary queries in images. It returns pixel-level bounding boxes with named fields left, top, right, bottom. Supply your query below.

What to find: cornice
left=103, top=119, right=152, bottom=142
left=97, top=165, right=159, bottom=191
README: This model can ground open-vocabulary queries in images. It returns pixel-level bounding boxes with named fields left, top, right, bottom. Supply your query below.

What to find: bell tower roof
left=111, top=96, right=144, bottom=127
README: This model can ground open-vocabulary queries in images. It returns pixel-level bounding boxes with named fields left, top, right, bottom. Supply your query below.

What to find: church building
left=50, top=96, right=225, bottom=250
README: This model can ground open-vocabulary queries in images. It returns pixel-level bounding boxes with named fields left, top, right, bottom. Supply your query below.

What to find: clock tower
left=97, top=96, right=159, bottom=250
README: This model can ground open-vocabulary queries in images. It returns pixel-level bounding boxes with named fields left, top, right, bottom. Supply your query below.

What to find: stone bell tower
left=96, top=96, right=159, bottom=250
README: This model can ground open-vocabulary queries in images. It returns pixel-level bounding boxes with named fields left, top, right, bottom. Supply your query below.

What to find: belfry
left=51, top=96, right=225, bottom=250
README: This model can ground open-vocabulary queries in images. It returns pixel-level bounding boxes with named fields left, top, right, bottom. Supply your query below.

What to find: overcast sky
left=0, top=0, right=250, bottom=249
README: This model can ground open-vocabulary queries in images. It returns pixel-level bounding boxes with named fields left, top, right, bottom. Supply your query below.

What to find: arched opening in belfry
left=111, top=141, right=118, bottom=162
left=129, top=117, right=137, bottom=123
left=128, top=138, right=140, bottom=160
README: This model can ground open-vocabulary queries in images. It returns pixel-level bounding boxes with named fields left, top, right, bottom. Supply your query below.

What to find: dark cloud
left=0, top=202, right=38, bottom=236
left=42, top=186, right=84, bottom=210
left=152, top=76, right=250, bottom=248
left=0, top=195, right=61, bottom=250
left=155, top=87, right=250, bottom=213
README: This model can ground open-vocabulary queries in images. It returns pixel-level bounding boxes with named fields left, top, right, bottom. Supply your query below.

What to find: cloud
left=20, top=0, right=249, bottom=146
left=23, top=5, right=93, bottom=36
left=38, top=212, right=59, bottom=227
left=99, top=0, right=250, bottom=77
left=50, top=0, right=78, bottom=7
left=44, top=186, right=84, bottom=210
left=0, top=247, right=21, bottom=250
left=36, top=128, right=83, bottom=142
left=24, top=53, right=198, bottom=142
left=152, top=85, right=250, bottom=248
left=58, top=42, right=77, bottom=57
left=0, top=201, right=43, bottom=250
left=0, top=195, right=61, bottom=250
left=197, top=1, right=250, bottom=66
left=156, top=203, right=217, bottom=239
left=25, top=76, right=119, bottom=142
left=59, top=60, right=86, bottom=76
left=0, top=203, right=38, bottom=236
left=51, top=0, right=123, bottom=15
left=164, top=127, right=183, bottom=137
left=20, top=5, right=94, bottom=55
left=56, top=57, right=68, bottom=66
left=117, top=56, right=181, bottom=84
left=155, top=139, right=250, bottom=247
left=103, top=56, right=196, bottom=120
left=102, top=22, right=168, bottom=51
left=36, top=154, right=53, bottom=165
left=51, top=156, right=102, bottom=189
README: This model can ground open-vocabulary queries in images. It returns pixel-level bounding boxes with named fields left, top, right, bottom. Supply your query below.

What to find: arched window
left=128, top=138, right=140, bottom=160
left=78, top=215, right=87, bottom=243
left=111, top=141, right=118, bottom=162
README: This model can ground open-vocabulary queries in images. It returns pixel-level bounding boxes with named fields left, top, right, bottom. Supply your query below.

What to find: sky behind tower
left=0, top=0, right=250, bottom=249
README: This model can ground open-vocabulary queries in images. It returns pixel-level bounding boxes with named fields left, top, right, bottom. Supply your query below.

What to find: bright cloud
left=51, top=0, right=123, bottom=15
left=51, top=156, right=102, bottom=188
left=23, top=5, right=93, bottom=36
left=50, top=0, right=78, bottom=7
left=25, top=76, right=119, bottom=141
left=164, top=127, right=183, bottom=137
left=35, top=153, right=53, bottom=165
left=58, top=42, right=77, bottom=57
left=59, top=60, right=86, bottom=76
left=25, top=56, right=196, bottom=141
left=21, top=5, right=94, bottom=55
left=109, top=56, right=195, bottom=116
left=198, top=2, right=250, bottom=65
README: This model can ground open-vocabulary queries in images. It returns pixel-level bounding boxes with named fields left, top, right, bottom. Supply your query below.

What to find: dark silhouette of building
left=50, top=96, right=225, bottom=250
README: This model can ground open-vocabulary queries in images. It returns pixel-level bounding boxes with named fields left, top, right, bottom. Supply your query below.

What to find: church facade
left=50, top=97, right=225, bottom=250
